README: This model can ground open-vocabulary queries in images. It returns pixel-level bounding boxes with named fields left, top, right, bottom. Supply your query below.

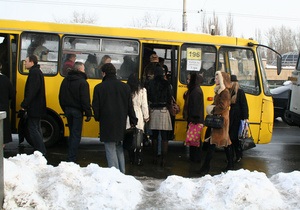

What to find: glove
left=17, top=109, right=27, bottom=119
left=85, top=116, right=91, bottom=122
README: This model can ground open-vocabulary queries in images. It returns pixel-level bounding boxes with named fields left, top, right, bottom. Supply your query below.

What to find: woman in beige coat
left=199, top=71, right=233, bottom=175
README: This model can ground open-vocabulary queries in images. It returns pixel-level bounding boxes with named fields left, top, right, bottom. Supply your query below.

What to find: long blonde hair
left=230, top=81, right=239, bottom=104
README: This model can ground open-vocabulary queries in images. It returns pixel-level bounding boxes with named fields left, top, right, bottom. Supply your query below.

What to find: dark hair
left=154, top=65, right=165, bottom=77
left=101, top=63, right=116, bottom=75
left=87, top=54, right=97, bottom=64
left=28, top=55, right=38, bottom=65
left=188, top=73, right=203, bottom=90
left=159, top=57, right=164, bottom=63
left=127, top=73, right=140, bottom=94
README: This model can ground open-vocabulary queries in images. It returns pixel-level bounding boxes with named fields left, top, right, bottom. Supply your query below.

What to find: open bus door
left=141, top=43, right=179, bottom=140
left=0, top=34, right=18, bottom=133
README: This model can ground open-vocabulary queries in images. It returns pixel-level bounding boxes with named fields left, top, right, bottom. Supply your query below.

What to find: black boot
left=223, top=145, right=234, bottom=172
left=190, top=146, right=202, bottom=162
left=236, top=141, right=243, bottom=163
left=161, top=141, right=168, bottom=167
left=198, top=144, right=215, bottom=175
left=232, top=140, right=243, bottom=163
left=152, top=139, right=159, bottom=164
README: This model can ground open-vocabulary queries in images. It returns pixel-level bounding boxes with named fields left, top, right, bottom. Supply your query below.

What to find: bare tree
left=225, top=13, right=234, bottom=37
left=70, top=11, right=97, bottom=24
left=196, top=11, right=208, bottom=34
left=293, top=28, right=300, bottom=51
left=131, top=13, right=174, bottom=30
left=254, top=28, right=262, bottom=44
left=54, top=11, right=97, bottom=24
left=266, top=26, right=295, bottom=54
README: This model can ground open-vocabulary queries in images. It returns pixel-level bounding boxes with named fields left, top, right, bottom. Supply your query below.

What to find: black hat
left=231, top=75, right=238, bottom=82
left=101, top=63, right=116, bottom=75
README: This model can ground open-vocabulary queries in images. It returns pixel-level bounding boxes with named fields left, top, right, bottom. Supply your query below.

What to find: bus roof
left=0, top=19, right=257, bottom=46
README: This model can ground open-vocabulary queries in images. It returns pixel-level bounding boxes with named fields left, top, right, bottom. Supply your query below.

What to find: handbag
left=168, top=96, right=180, bottom=116
left=239, top=121, right=256, bottom=151
left=204, top=114, right=224, bottom=129
left=185, top=122, right=203, bottom=147
left=123, top=127, right=143, bottom=151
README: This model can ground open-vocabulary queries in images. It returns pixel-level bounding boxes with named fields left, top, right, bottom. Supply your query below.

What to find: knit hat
left=230, top=75, right=238, bottom=82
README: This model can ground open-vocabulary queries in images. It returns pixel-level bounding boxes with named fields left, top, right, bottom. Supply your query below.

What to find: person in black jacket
left=184, top=72, right=204, bottom=162
left=229, top=75, right=249, bottom=162
left=59, top=61, right=92, bottom=163
left=21, top=55, right=47, bottom=156
left=92, top=63, right=137, bottom=174
left=0, top=61, right=15, bottom=147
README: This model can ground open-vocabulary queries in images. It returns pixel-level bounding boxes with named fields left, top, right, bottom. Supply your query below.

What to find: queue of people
left=1, top=49, right=248, bottom=176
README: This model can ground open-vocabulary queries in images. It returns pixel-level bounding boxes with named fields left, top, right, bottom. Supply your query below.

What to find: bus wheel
left=41, top=114, right=60, bottom=147
left=282, top=111, right=296, bottom=126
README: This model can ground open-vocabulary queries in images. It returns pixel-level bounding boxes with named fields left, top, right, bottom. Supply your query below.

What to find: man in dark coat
left=21, top=55, right=47, bottom=155
left=59, top=62, right=92, bottom=163
left=0, top=62, right=15, bottom=146
left=92, top=63, right=137, bottom=174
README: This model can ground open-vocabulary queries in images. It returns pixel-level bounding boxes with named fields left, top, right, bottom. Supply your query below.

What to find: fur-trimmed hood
left=214, top=71, right=231, bottom=94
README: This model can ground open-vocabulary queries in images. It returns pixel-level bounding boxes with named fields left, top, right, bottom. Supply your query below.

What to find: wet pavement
left=4, top=118, right=300, bottom=179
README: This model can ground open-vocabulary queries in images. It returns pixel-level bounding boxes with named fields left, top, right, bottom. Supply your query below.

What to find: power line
left=2, top=0, right=300, bottom=23
left=193, top=10, right=300, bottom=22
left=1, top=0, right=180, bottom=12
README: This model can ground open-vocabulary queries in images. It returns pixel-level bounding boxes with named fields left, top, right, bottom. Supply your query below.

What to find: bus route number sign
left=187, top=48, right=202, bottom=71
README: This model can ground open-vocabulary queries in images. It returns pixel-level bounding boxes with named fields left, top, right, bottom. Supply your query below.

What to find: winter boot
left=198, top=144, right=216, bottom=175
left=236, top=141, right=243, bottom=162
left=223, top=145, right=234, bottom=172
left=152, top=139, right=159, bottom=164
left=190, top=146, right=202, bottom=163
left=161, top=141, right=168, bottom=167
left=232, top=140, right=243, bottom=163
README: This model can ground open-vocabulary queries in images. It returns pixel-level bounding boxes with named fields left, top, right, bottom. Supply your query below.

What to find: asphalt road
left=3, top=118, right=300, bottom=179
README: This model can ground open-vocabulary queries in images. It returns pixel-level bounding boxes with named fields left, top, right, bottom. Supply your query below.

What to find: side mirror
left=277, top=56, right=282, bottom=75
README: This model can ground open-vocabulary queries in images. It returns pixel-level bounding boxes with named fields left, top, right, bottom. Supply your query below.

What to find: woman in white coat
left=126, top=73, right=149, bottom=165
left=126, top=73, right=149, bottom=130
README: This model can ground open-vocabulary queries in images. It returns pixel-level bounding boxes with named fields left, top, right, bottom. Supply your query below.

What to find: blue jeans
left=27, top=117, right=46, bottom=156
left=65, top=107, right=83, bottom=162
left=104, top=142, right=125, bottom=174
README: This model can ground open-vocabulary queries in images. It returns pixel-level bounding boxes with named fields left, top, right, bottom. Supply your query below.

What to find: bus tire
left=41, top=114, right=60, bottom=148
left=282, top=111, right=296, bottom=126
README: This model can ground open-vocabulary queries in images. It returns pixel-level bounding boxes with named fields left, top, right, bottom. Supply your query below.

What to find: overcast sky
left=1, top=0, right=300, bottom=43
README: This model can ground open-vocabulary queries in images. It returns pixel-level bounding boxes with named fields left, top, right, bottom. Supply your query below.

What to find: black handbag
left=123, top=127, right=143, bottom=151
left=204, top=114, right=224, bottom=129
left=239, top=122, right=256, bottom=151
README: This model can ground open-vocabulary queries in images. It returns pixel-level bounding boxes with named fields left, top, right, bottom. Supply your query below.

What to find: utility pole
left=182, top=0, right=187, bottom=31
